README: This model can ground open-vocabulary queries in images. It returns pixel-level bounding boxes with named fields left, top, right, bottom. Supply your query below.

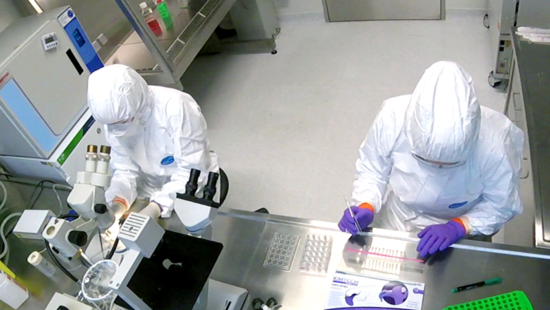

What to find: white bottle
left=0, top=271, right=29, bottom=309
left=28, top=251, right=57, bottom=278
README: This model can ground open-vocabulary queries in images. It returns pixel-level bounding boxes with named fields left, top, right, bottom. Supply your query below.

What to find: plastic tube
left=27, top=251, right=57, bottom=278
left=52, top=184, right=72, bottom=216
left=0, top=180, right=7, bottom=212
left=0, top=213, right=22, bottom=261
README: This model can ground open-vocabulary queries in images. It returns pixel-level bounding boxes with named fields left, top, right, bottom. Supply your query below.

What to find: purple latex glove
left=338, top=206, right=374, bottom=235
left=416, top=221, right=466, bottom=257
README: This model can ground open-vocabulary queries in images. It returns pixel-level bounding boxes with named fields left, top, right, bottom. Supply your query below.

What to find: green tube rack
left=443, top=291, right=533, bottom=310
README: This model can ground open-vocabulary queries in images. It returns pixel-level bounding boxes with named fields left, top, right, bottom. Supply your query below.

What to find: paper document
left=325, top=271, right=425, bottom=310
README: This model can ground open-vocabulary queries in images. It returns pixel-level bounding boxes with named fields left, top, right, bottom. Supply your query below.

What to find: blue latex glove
left=416, top=221, right=466, bottom=257
left=338, top=206, right=374, bottom=235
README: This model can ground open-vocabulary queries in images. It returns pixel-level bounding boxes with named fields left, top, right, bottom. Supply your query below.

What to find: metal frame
left=510, top=31, right=549, bottom=249
left=113, top=0, right=177, bottom=87
left=110, top=250, right=151, bottom=310
left=172, top=0, right=236, bottom=82
left=321, top=0, right=444, bottom=22
left=488, top=0, right=520, bottom=82
left=112, top=0, right=237, bottom=89
left=25, top=0, right=276, bottom=89
left=322, top=0, right=330, bottom=22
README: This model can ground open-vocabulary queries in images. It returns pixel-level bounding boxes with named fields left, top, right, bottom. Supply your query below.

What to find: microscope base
left=207, top=280, right=248, bottom=310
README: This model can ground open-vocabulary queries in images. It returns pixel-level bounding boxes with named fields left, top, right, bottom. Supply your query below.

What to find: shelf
left=107, top=0, right=233, bottom=79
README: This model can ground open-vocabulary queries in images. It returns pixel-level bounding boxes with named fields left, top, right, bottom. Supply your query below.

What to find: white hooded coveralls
left=87, top=65, right=218, bottom=217
left=351, top=61, right=524, bottom=235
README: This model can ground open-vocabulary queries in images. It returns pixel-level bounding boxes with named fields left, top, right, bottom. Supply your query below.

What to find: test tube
left=27, top=251, right=57, bottom=278
left=96, top=145, right=111, bottom=174
left=85, top=145, right=98, bottom=172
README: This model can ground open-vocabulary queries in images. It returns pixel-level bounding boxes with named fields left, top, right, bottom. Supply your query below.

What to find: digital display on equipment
left=45, top=36, right=55, bottom=44
left=72, top=28, right=85, bottom=47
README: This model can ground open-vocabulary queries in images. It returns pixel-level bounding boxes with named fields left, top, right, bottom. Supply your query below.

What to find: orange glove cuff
left=359, top=203, right=374, bottom=212
left=450, top=218, right=466, bottom=230
left=113, top=197, right=128, bottom=207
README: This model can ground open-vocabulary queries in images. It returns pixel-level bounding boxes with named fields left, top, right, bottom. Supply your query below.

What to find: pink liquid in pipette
left=346, top=248, right=425, bottom=263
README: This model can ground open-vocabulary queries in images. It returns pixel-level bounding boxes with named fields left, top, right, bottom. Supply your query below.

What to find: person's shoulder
left=377, top=94, right=410, bottom=127
left=475, top=106, right=524, bottom=167
left=479, top=106, right=523, bottom=144
left=381, top=95, right=411, bottom=110
left=362, top=95, right=410, bottom=152
left=150, top=86, right=194, bottom=102
left=150, top=86, right=198, bottom=114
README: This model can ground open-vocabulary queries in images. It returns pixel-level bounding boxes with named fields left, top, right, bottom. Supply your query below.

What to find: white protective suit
left=351, top=61, right=524, bottom=235
left=87, top=65, right=218, bottom=217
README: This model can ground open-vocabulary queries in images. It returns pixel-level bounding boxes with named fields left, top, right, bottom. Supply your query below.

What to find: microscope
left=173, top=168, right=224, bottom=233
left=38, top=146, right=247, bottom=310
left=64, top=144, right=117, bottom=230
left=41, top=145, right=113, bottom=269
left=108, top=168, right=248, bottom=310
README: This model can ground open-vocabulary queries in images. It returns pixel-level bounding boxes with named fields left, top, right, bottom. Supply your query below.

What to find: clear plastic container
left=0, top=271, right=28, bottom=309
left=299, top=234, right=333, bottom=276
left=81, top=260, right=119, bottom=310
left=140, top=2, right=162, bottom=36
left=28, top=251, right=57, bottom=278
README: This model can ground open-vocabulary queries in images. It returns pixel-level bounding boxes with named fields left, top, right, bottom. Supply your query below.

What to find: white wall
left=273, top=0, right=488, bottom=16
left=0, top=0, right=22, bottom=32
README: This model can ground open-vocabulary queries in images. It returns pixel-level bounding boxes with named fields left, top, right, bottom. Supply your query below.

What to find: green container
left=443, top=291, right=533, bottom=310
left=156, top=0, right=173, bottom=29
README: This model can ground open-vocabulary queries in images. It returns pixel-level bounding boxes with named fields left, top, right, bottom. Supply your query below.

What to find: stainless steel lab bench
left=8, top=208, right=550, bottom=309
left=507, top=30, right=550, bottom=249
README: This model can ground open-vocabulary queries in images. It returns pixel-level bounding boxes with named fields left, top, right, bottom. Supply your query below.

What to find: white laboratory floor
left=180, top=11, right=508, bottom=225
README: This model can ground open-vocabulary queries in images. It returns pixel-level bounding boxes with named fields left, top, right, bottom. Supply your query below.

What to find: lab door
left=323, top=0, right=443, bottom=21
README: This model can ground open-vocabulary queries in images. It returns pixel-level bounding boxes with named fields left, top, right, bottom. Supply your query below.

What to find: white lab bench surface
left=8, top=209, right=550, bottom=309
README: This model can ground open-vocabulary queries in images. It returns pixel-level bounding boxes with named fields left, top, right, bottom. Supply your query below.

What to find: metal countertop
left=511, top=31, right=550, bottom=249
left=167, top=209, right=550, bottom=310
left=9, top=208, right=550, bottom=309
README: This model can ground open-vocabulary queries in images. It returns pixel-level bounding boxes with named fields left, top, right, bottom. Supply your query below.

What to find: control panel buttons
left=41, top=32, right=58, bottom=51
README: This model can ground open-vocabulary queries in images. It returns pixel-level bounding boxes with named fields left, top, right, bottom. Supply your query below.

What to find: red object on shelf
left=147, top=19, right=162, bottom=36
left=140, top=1, right=162, bottom=36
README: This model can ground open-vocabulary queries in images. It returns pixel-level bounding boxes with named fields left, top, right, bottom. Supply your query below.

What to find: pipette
left=343, top=196, right=362, bottom=233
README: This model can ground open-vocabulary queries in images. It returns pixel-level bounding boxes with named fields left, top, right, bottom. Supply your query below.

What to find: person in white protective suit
left=87, top=64, right=218, bottom=219
left=338, top=61, right=524, bottom=257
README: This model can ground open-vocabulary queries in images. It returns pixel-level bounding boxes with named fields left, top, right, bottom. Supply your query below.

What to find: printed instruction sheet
left=325, top=271, right=425, bottom=310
